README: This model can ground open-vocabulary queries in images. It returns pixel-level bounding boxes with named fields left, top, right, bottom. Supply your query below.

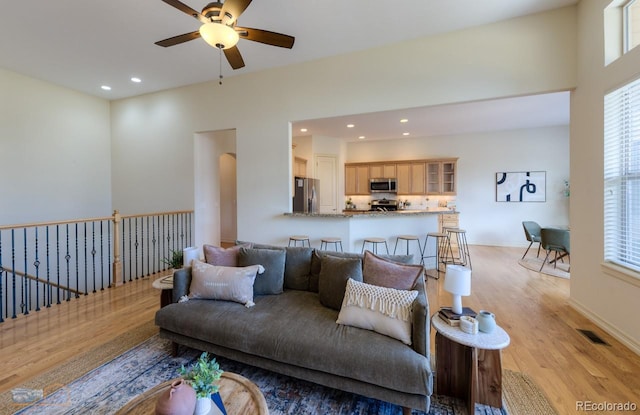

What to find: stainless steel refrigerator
left=293, top=177, right=320, bottom=213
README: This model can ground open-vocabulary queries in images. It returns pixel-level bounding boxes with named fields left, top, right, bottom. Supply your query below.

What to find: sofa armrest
left=411, top=274, right=430, bottom=359
left=172, top=268, right=192, bottom=303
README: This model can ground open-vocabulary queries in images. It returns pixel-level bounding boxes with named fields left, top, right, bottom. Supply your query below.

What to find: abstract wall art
left=496, top=171, right=546, bottom=202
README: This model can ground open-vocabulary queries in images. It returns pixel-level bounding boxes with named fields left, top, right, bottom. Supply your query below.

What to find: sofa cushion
left=362, top=251, right=423, bottom=290
left=203, top=244, right=250, bottom=267
left=337, top=278, right=418, bottom=345
left=318, top=256, right=363, bottom=310
left=283, top=247, right=313, bottom=290
left=238, top=247, right=286, bottom=295
left=188, top=260, right=261, bottom=307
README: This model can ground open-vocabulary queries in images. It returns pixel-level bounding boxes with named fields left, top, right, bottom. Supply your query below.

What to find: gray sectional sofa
left=154, top=246, right=433, bottom=413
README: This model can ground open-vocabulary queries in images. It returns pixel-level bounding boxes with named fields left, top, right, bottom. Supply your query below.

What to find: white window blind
left=604, top=78, right=640, bottom=275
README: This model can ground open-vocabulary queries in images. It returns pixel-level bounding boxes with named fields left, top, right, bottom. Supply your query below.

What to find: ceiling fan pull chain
left=218, top=47, right=224, bottom=85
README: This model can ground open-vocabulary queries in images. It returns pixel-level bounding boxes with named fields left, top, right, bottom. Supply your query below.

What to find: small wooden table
left=116, top=372, right=269, bottom=414
left=151, top=275, right=174, bottom=308
left=431, top=313, right=510, bottom=415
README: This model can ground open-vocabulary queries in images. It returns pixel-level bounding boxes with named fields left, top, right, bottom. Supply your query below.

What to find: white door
left=315, top=155, right=337, bottom=214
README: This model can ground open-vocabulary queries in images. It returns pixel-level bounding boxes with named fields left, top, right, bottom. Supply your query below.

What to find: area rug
left=518, top=257, right=570, bottom=279
left=9, top=335, right=512, bottom=415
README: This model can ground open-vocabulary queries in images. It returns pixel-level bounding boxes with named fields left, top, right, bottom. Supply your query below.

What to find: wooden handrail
left=2, top=268, right=83, bottom=296
left=0, top=216, right=112, bottom=231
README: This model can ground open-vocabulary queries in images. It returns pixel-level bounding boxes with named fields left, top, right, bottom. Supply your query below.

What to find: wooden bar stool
left=320, top=237, right=343, bottom=252
left=446, top=228, right=472, bottom=269
left=361, top=237, right=389, bottom=254
left=422, top=232, right=451, bottom=279
left=393, top=235, right=423, bottom=262
left=288, top=235, right=311, bottom=247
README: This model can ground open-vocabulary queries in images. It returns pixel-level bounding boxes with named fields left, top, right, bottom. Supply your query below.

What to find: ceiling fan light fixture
left=199, top=22, right=239, bottom=49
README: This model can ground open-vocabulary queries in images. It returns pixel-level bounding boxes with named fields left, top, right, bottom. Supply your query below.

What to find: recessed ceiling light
left=400, top=119, right=409, bottom=123
left=403, top=132, right=410, bottom=136
left=131, top=77, right=142, bottom=83
left=347, top=124, right=355, bottom=128
left=358, top=136, right=366, bottom=140
left=300, top=128, right=308, bottom=132
left=101, top=85, right=111, bottom=91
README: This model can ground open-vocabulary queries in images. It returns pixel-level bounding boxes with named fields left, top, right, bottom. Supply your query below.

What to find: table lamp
left=443, top=264, right=471, bottom=314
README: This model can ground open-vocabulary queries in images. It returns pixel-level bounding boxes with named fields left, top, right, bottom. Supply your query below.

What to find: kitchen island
left=283, top=209, right=456, bottom=265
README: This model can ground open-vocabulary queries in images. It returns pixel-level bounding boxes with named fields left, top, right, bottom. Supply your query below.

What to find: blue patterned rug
left=14, top=336, right=506, bottom=415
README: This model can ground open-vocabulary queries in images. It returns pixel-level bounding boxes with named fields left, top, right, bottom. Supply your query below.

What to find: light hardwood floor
left=1, top=245, right=639, bottom=414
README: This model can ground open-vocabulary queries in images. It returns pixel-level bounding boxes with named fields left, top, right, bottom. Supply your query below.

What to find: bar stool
left=320, top=237, right=343, bottom=252
left=361, top=237, right=389, bottom=254
left=288, top=235, right=311, bottom=247
left=446, top=229, right=472, bottom=269
left=422, top=232, right=451, bottom=279
left=393, top=235, right=423, bottom=262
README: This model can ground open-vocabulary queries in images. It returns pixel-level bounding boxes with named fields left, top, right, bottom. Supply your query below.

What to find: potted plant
left=180, top=352, right=224, bottom=415
left=162, top=249, right=184, bottom=271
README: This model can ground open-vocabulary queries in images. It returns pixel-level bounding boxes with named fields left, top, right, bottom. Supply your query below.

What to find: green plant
left=179, top=352, right=224, bottom=398
left=162, top=249, right=184, bottom=269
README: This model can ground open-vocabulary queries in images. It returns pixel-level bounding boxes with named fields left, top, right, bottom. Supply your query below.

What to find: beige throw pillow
left=362, top=250, right=423, bottom=290
left=336, top=278, right=418, bottom=345
left=189, top=260, right=263, bottom=307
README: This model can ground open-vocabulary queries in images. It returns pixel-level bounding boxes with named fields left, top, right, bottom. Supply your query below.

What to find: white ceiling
left=0, top=1, right=575, bottom=140
left=0, top=0, right=577, bottom=101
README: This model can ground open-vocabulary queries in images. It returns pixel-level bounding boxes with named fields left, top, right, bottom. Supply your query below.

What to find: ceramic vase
left=194, top=396, right=212, bottom=415
left=476, top=310, right=496, bottom=333
left=155, top=379, right=196, bottom=415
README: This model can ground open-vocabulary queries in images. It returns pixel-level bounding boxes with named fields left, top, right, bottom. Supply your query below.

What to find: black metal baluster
left=34, top=228, right=41, bottom=312
left=11, top=229, right=16, bottom=318
left=84, top=222, right=88, bottom=295
left=0, top=231, right=4, bottom=322
left=23, top=228, right=29, bottom=315
left=134, top=217, right=139, bottom=280
left=65, top=224, right=71, bottom=301
left=46, top=226, right=51, bottom=308
left=100, top=221, right=105, bottom=291
left=152, top=216, right=157, bottom=275
left=74, top=223, right=80, bottom=298
left=56, top=225, right=61, bottom=304
left=91, top=222, right=97, bottom=293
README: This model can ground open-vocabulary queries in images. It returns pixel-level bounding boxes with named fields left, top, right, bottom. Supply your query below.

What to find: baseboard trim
left=569, top=298, right=640, bottom=356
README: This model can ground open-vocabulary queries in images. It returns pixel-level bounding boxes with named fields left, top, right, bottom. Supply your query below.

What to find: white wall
left=346, top=126, right=570, bottom=246
left=570, top=1, right=640, bottom=353
left=110, top=7, right=577, bottom=249
left=0, top=68, right=111, bottom=224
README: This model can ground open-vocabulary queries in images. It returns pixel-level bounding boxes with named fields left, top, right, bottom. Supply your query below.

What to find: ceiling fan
left=155, top=0, right=295, bottom=70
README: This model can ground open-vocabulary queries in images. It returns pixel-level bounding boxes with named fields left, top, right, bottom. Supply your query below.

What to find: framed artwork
left=496, top=171, right=546, bottom=202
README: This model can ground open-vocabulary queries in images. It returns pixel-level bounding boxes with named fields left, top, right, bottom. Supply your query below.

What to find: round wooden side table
left=151, top=275, right=173, bottom=308
left=431, top=312, right=510, bottom=414
left=116, top=371, right=269, bottom=414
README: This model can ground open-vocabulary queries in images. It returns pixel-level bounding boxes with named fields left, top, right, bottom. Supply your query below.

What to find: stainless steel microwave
left=369, top=178, right=397, bottom=193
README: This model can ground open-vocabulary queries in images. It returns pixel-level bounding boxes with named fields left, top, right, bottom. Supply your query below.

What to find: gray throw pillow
left=318, top=256, right=363, bottom=310
left=238, top=247, right=286, bottom=295
left=310, top=250, right=363, bottom=293
left=284, top=247, right=313, bottom=290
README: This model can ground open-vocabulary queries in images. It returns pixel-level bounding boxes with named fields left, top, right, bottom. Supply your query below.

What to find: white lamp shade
left=199, top=23, right=239, bottom=49
left=183, top=246, right=199, bottom=268
left=443, top=264, right=471, bottom=296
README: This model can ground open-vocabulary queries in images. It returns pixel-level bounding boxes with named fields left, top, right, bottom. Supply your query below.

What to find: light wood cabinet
left=345, top=165, right=370, bottom=195
left=294, top=157, right=307, bottom=178
left=426, top=159, right=457, bottom=195
left=396, top=162, right=425, bottom=195
left=439, top=213, right=459, bottom=233
left=369, top=163, right=397, bottom=179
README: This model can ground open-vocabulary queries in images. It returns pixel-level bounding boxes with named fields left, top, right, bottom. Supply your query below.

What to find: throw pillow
left=203, top=243, right=250, bottom=267
left=337, top=278, right=418, bottom=345
left=362, top=250, right=423, bottom=290
left=310, top=250, right=363, bottom=293
left=318, top=256, right=363, bottom=310
left=283, top=247, right=313, bottom=290
left=188, top=260, right=263, bottom=307
left=238, top=247, right=286, bottom=295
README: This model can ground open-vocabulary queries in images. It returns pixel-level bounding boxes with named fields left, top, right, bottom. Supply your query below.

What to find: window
left=604, top=78, right=640, bottom=275
left=624, top=0, right=640, bottom=52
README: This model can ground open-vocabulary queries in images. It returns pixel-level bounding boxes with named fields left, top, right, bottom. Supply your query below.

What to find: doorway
left=219, top=153, right=237, bottom=244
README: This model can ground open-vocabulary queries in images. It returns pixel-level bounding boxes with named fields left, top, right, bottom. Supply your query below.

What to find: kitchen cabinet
left=369, top=163, right=397, bottom=179
left=427, top=159, right=457, bottom=195
left=396, top=162, right=426, bottom=195
left=294, top=157, right=307, bottom=178
left=345, top=165, right=370, bottom=195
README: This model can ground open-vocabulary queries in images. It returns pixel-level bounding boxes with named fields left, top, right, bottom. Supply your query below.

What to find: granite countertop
left=284, top=208, right=457, bottom=218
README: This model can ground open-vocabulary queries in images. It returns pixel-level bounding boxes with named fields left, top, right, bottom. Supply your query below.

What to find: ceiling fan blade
left=235, top=27, right=295, bottom=49
left=224, top=46, right=245, bottom=69
left=220, top=0, right=252, bottom=25
left=161, top=0, right=208, bottom=24
left=155, top=31, right=201, bottom=47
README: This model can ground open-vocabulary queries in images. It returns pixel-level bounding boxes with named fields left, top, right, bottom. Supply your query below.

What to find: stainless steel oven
left=369, top=178, right=397, bottom=193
